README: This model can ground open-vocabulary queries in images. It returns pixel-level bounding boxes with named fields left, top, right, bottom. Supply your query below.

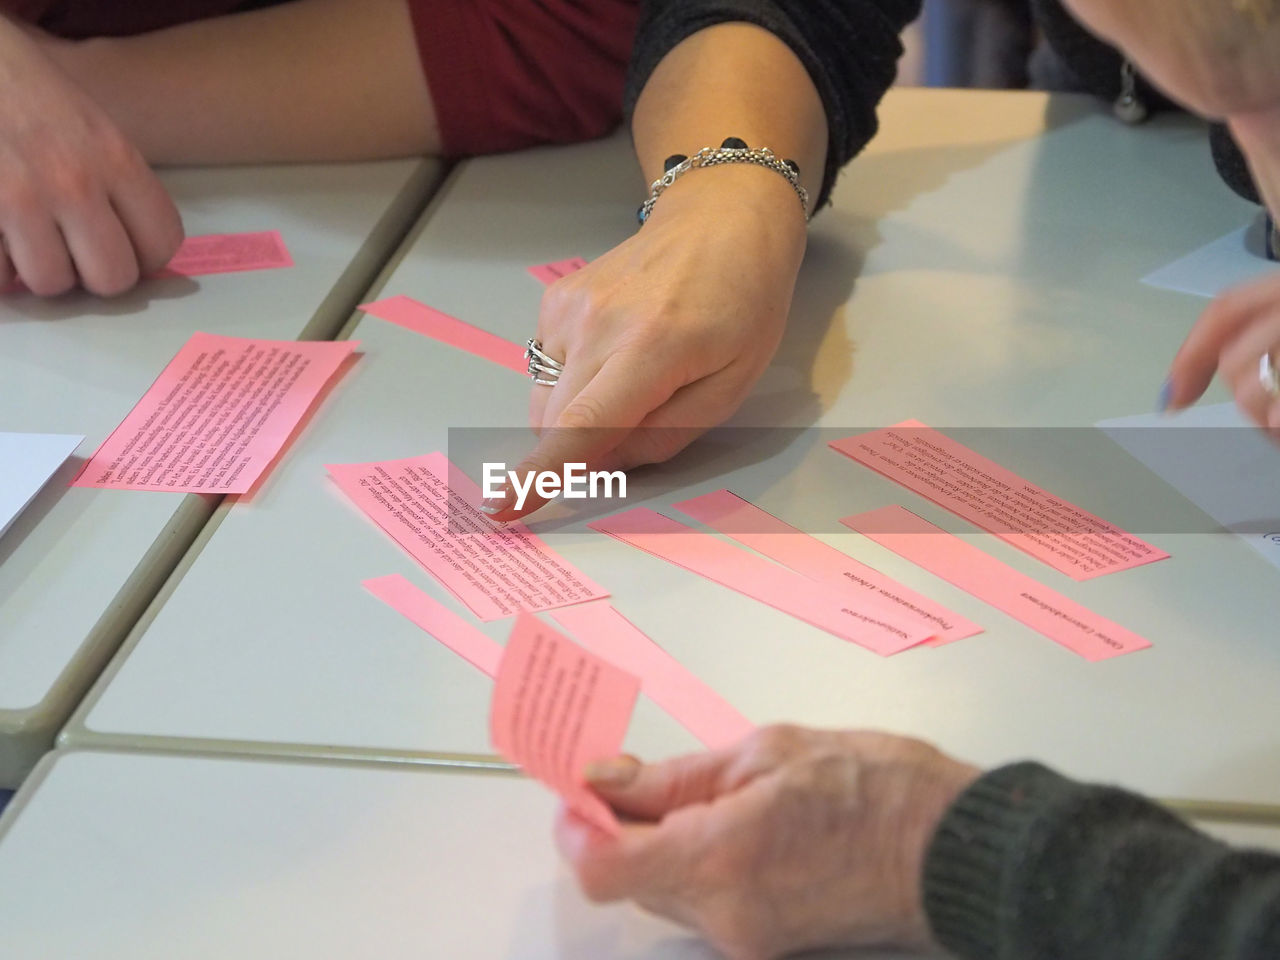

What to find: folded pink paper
left=830, top=421, right=1168, bottom=581
left=363, top=574, right=503, bottom=676
left=674, top=489, right=982, bottom=647
left=492, top=612, right=639, bottom=836
left=551, top=600, right=753, bottom=749
left=527, top=257, right=588, bottom=285
left=589, top=508, right=932, bottom=655
left=359, top=295, right=526, bottom=374
left=842, top=506, right=1152, bottom=661
left=73, top=333, right=354, bottom=493
left=328, top=452, right=608, bottom=620
left=163, top=230, right=292, bottom=276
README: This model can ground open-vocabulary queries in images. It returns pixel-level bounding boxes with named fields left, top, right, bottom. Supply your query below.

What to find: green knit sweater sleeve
left=924, top=763, right=1280, bottom=960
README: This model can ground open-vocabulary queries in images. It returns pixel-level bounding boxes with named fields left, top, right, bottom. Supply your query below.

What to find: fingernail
left=1157, top=378, right=1173, bottom=413
left=584, top=756, right=640, bottom=788
left=480, top=483, right=511, bottom=516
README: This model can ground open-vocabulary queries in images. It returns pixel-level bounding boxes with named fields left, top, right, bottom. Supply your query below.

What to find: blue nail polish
left=1157, top=379, right=1173, bottom=413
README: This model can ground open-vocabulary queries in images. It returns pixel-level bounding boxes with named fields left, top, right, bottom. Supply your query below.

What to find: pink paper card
left=359, top=295, right=526, bottom=374
left=163, top=230, right=293, bottom=276
left=589, top=508, right=933, bottom=656
left=551, top=600, right=753, bottom=749
left=674, top=490, right=982, bottom=647
left=829, top=421, right=1168, bottom=581
left=327, top=452, right=608, bottom=620
left=842, top=506, right=1152, bottom=661
left=363, top=574, right=503, bottom=676
left=491, top=612, right=639, bottom=835
left=72, top=333, right=354, bottom=493
left=527, top=257, right=588, bottom=285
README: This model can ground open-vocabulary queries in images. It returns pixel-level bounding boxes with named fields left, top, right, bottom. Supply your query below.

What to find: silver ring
left=1260, top=352, right=1280, bottom=400
left=525, top=338, right=564, bottom=386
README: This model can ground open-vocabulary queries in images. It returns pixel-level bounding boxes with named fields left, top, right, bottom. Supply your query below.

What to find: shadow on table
left=0, top=275, right=200, bottom=321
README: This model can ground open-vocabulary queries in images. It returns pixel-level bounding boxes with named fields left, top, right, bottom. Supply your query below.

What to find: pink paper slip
left=359, top=296, right=526, bottom=374
left=589, top=508, right=933, bottom=656
left=551, top=600, right=753, bottom=749
left=842, top=506, right=1152, bottom=661
left=327, top=452, right=608, bottom=620
left=674, top=490, right=982, bottom=647
left=72, top=333, right=354, bottom=493
left=829, top=421, right=1168, bottom=581
left=163, top=230, right=293, bottom=276
left=491, top=612, right=639, bottom=835
left=363, top=574, right=503, bottom=676
left=527, top=257, right=588, bottom=285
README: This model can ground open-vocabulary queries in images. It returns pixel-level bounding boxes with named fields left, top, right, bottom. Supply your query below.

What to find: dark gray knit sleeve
left=623, top=0, right=922, bottom=211
left=924, top=762, right=1280, bottom=960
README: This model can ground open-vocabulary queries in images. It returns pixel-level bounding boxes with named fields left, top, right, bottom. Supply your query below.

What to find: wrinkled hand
left=482, top=167, right=807, bottom=520
left=1166, top=271, right=1280, bottom=439
left=556, top=725, right=980, bottom=960
left=0, top=18, right=182, bottom=296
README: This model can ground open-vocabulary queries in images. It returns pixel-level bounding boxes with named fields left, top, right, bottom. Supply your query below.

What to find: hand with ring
left=481, top=163, right=808, bottom=521
left=1164, top=271, right=1280, bottom=440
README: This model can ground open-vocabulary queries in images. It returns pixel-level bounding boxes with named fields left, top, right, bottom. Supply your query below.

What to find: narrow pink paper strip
left=492, top=612, right=639, bottom=836
left=163, top=230, right=292, bottom=276
left=72, top=333, right=354, bottom=493
left=589, top=508, right=932, bottom=656
left=359, top=295, right=526, bottom=374
left=327, top=452, right=609, bottom=621
left=363, top=574, right=503, bottom=676
left=674, top=489, right=982, bottom=647
left=829, top=421, right=1169, bottom=581
left=527, top=257, right=588, bottom=285
left=842, top=506, right=1152, bottom=661
left=551, top=600, right=753, bottom=749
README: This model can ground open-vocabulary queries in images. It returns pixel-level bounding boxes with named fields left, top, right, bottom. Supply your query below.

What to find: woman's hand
left=556, top=725, right=980, bottom=960
left=1166, top=271, right=1280, bottom=439
left=0, top=17, right=182, bottom=296
left=482, top=165, right=807, bottom=520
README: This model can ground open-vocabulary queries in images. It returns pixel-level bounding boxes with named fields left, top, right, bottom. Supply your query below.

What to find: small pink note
left=551, top=600, right=753, bottom=749
left=163, top=230, right=293, bottom=276
left=491, top=612, right=640, bottom=835
left=359, top=296, right=526, bottom=374
left=73, top=333, right=354, bottom=493
left=842, top=506, right=1152, bottom=661
left=674, top=490, right=982, bottom=646
left=829, top=421, right=1169, bottom=581
left=527, top=257, right=588, bottom=285
left=327, top=453, right=608, bottom=620
left=363, top=574, right=503, bottom=676
left=589, top=508, right=933, bottom=656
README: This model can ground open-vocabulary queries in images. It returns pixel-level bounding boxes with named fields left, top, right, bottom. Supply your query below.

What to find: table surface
left=1, top=748, right=1278, bottom=960
left=0, top=158, right=444, bottom=787
left=61, top=89, right=1280, bottom=806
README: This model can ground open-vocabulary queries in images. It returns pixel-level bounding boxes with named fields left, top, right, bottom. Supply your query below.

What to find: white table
left=1, top=749, right=1277, bottom=960
left=61, top=90, right=1280, bottom=806
left=0, top=159, right=444, bottom=787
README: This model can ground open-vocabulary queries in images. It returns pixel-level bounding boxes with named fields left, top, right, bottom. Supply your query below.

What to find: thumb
left=584, top=750, right=734, bottom=822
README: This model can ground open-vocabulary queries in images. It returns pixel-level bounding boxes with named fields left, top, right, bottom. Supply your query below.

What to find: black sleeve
left=924, top=763, right=1280, bottom=960
left=623, top=0, right=922, bottom=211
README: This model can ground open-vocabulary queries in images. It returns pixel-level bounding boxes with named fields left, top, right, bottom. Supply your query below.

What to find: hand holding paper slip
left=491, top=612, right=640, bottom=835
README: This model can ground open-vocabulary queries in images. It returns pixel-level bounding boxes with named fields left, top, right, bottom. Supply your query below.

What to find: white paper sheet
left=1098, top=404, right=1280, bottom=572
left=0, top=433, right=84, bottom=540
left=1142, top=215, right=1279, bottom=298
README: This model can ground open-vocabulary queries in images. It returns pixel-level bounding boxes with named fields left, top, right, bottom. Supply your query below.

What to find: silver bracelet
left=637, top=139, right=810, bottom=226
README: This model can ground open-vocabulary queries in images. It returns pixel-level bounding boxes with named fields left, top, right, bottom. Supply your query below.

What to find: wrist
left=643, top=162, right=809, bottom=247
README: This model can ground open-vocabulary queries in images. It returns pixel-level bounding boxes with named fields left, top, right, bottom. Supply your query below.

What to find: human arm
left=35, top=0, right=438, bottom=165
left=481, top=0, right=919, bottom=520
left=558, top=726, right=1280, bottom=960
